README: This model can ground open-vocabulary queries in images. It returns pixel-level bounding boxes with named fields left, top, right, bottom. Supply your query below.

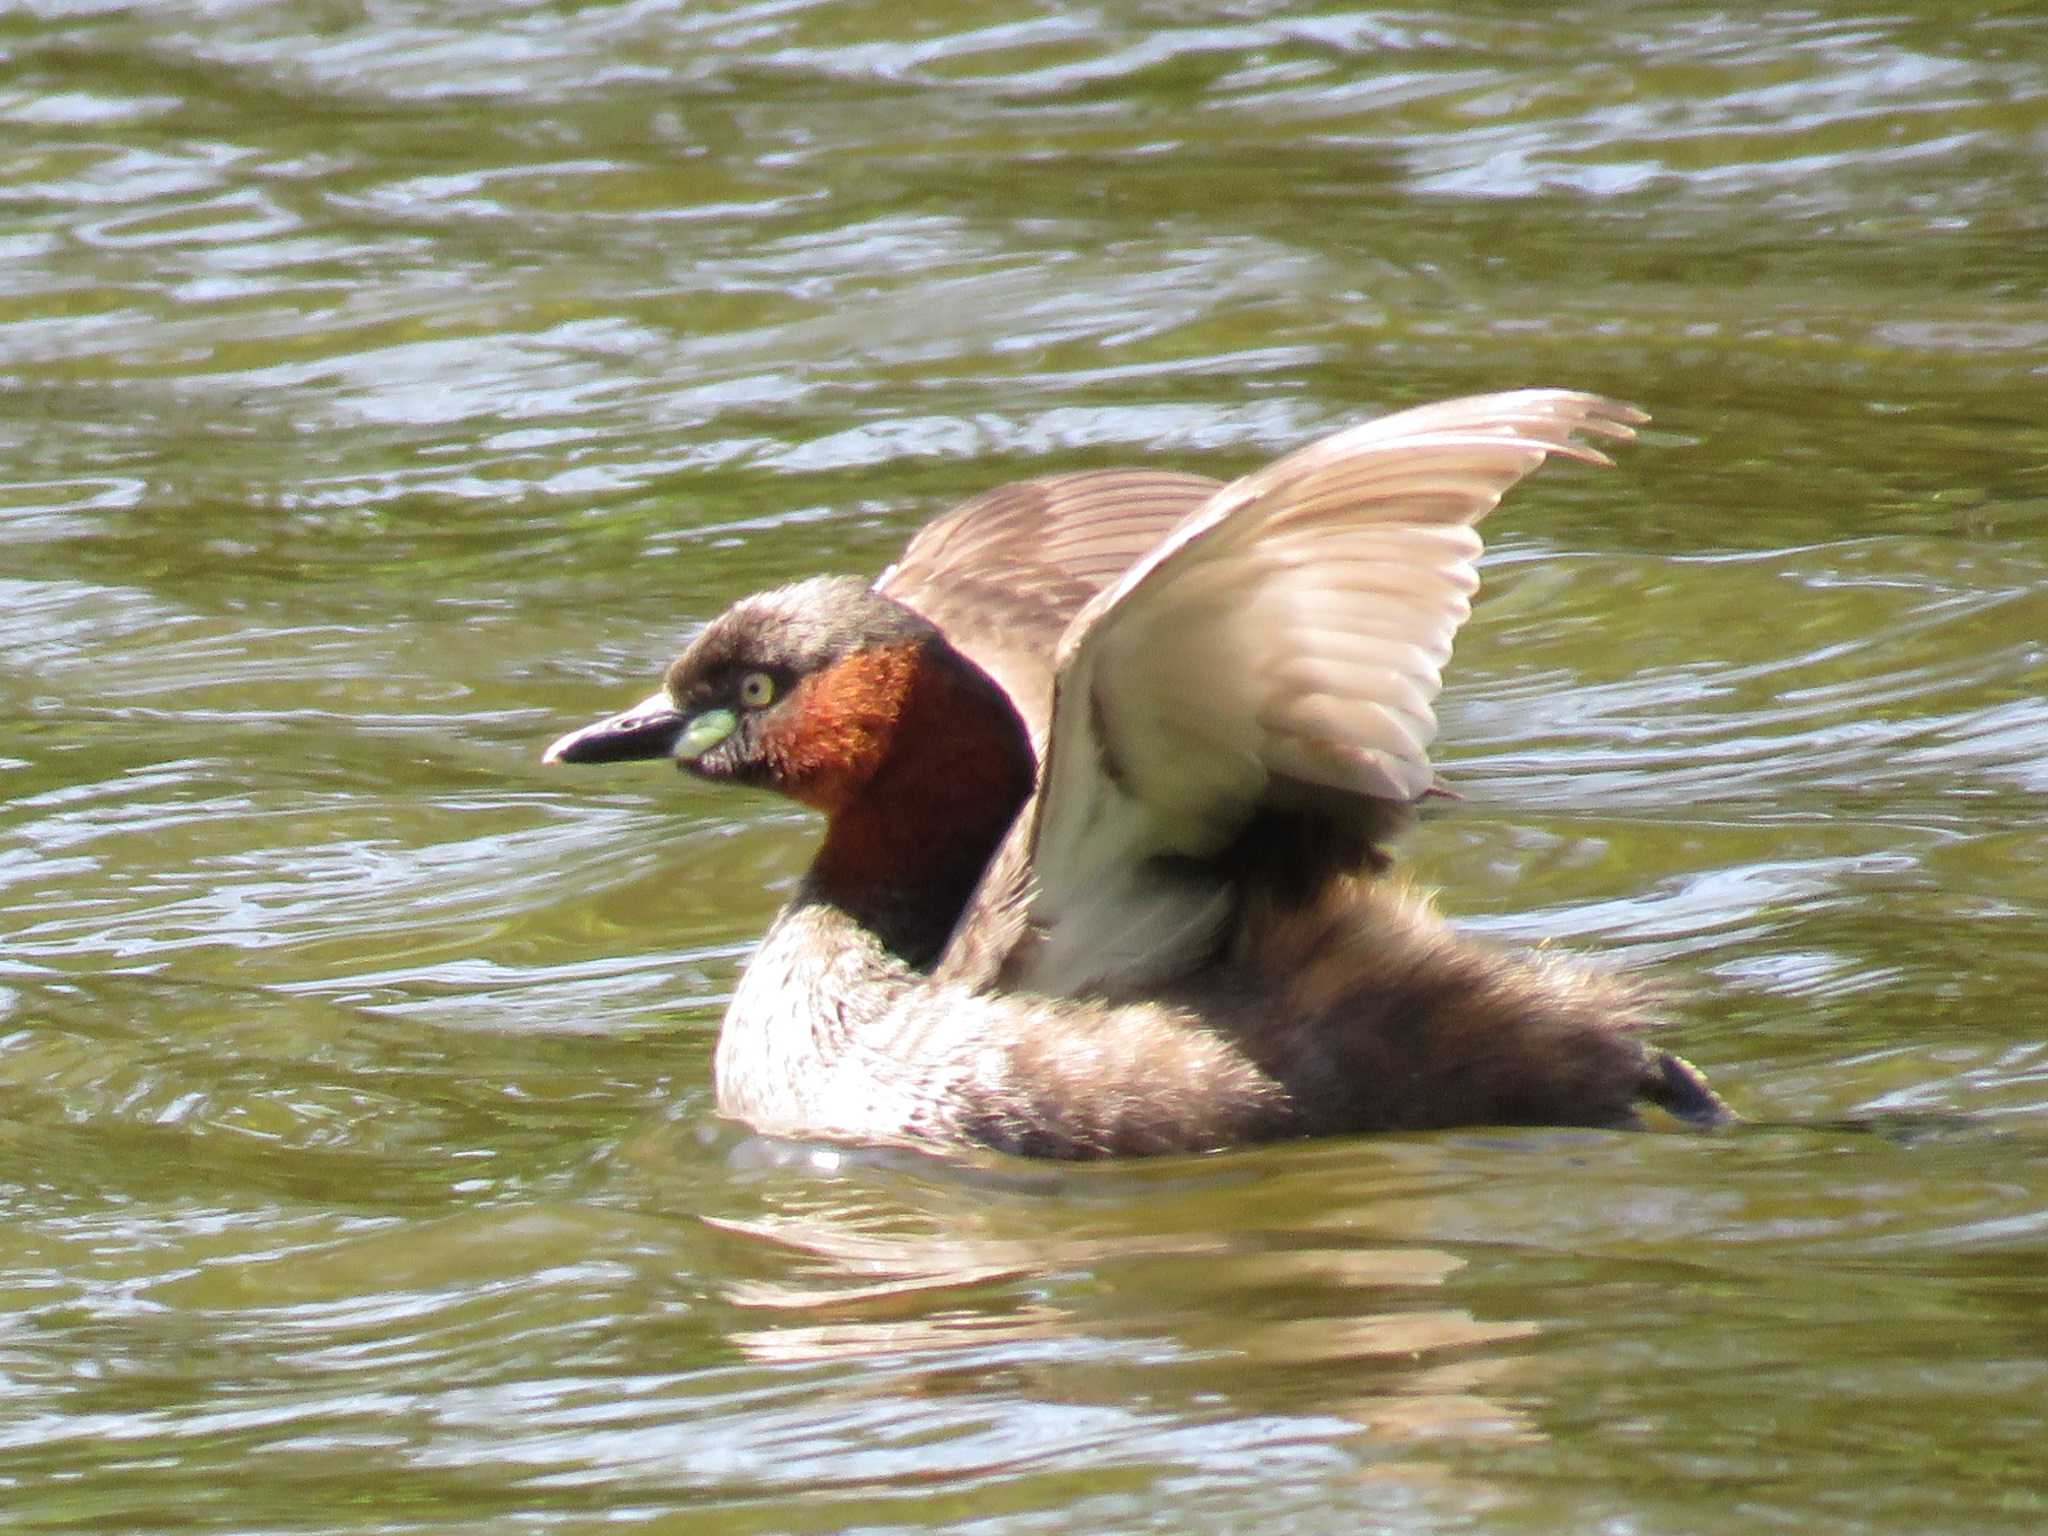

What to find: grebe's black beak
left=541, top=691, right=688, bottom=766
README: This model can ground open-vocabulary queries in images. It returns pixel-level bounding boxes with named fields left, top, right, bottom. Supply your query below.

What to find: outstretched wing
left=1008, top=390, right=1647, bottom=996
left=877, top=470, right=1220, bottom=741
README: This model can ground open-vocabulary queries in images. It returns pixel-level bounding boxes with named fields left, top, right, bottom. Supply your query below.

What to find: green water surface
left=3, top=4, right=2047, bottom=1533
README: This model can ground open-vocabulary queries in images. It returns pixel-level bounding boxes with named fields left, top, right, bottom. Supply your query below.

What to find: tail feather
left=1231, top=876, right=1725, bottom=1134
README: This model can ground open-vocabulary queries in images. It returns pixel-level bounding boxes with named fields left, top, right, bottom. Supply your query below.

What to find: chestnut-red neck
left=769, top=642, right=1033, bottom=964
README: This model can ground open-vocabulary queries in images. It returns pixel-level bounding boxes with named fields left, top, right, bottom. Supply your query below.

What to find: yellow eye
left=737, top=671, right=776, bottom=709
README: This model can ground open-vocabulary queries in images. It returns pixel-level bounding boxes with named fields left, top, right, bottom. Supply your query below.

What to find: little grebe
left=545, top=390, right=1729, bottom=1157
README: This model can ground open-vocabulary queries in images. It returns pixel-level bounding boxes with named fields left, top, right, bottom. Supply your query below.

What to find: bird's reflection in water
left=680, top=1132, right=1545, bottom=1448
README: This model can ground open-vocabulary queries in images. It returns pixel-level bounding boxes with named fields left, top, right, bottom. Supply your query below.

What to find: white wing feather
left=1015, top=389, right=1645, bottom=996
